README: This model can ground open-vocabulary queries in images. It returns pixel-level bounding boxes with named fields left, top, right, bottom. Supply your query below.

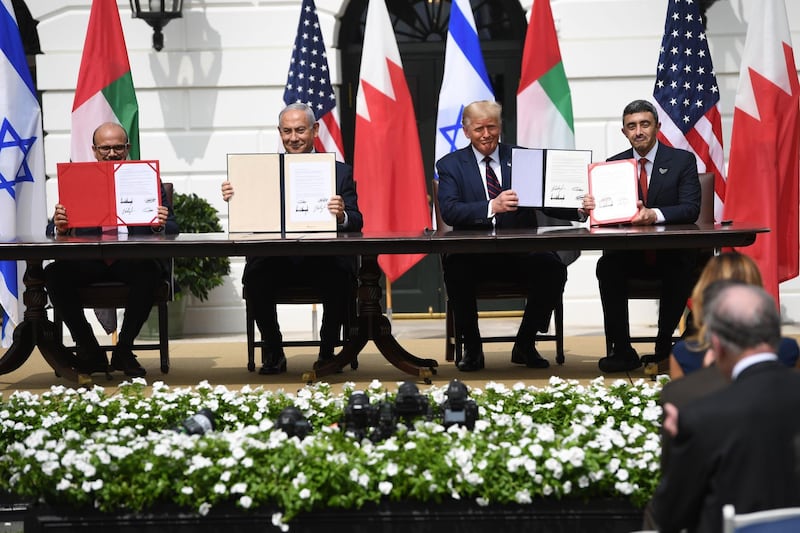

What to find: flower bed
left=0, top=377, right=663, bottom=531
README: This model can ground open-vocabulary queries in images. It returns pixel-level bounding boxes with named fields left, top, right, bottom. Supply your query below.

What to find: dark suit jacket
left=653, top=361, right=800, bottom=533
left=658, top=365, right=728, bottom=471
left=436, top=143, right=578, bottom=230
left=333, top=161, right=363, bottom=233
left=608, top=143, right=700, bottom=223
left=244, top=160, right=362, bottom=277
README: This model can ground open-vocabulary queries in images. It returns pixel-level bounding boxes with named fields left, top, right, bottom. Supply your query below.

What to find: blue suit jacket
left=608, top=143, right=700, bottom=223
left=437, top=143, right=578, bottom=230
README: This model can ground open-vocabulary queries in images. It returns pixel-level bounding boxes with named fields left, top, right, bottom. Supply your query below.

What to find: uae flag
left=516, top=0, right=574, bottom=150
left=353, top=0, right=430, bottom=282
left=723, top=0, right=800, bottom=303
left=71, top=0, right=139, bottom=162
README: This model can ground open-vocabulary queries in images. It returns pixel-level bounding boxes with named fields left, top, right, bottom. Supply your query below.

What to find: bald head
left=703, top=281, right=781, bottom=377
left=91, top=122, right=130, bottom=161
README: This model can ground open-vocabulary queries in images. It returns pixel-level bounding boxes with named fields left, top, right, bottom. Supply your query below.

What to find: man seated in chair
left=221, top=103, right=363, bottom=375
left=652, top=281, right=800, bottom=533
left=435, top=100, right=584, bottom=372
left=45, top=122, right=179, bottom=377
left=581, top=99, right=700, bottom=374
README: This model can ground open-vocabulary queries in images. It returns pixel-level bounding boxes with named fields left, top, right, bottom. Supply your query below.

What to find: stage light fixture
left=275, top=406, right=312, bottom=439
left=441, top=379, right=478, bottom=430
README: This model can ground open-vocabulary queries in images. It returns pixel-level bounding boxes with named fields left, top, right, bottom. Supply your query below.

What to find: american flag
left=652, top=0, right=725, bottom=219
left=283, top=0, right=344, bottom=162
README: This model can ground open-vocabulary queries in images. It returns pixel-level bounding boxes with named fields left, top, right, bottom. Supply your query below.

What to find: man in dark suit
left=436, top=100, right=582, bottom=372
left=652, top=281, right=800, bottom=533
left=221, top=103, right=363, bottom=375
left=45, top=122, right=179, bottom=377
left=583, top=99, right=701, bottom=373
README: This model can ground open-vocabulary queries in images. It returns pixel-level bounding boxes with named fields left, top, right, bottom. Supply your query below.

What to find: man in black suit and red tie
left=436, top=100, right=584, bottom=372
left=582, top=99, right=701, bottom=373
left=652, top=281, right=800, bottom=533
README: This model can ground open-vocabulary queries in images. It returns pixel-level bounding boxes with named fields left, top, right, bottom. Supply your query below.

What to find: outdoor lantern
left=129, top=0, right=183, bottom=51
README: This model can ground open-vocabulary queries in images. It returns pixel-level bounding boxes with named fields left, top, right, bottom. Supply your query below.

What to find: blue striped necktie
left=484, top=156, right=501, bottom=199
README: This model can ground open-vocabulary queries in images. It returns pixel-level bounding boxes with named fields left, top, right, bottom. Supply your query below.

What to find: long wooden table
left=0, top=223, right=766, bottom=383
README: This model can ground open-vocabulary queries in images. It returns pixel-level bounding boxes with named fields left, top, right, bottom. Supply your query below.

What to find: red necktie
left=639, top=158, right=657, bottom=265
left=639, top=158, right=649, bottom=204
left=484, top=157, right=501, bottom=199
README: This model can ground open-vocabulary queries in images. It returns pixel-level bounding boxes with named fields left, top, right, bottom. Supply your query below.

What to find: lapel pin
left=659, top=167, right=668, bottom=174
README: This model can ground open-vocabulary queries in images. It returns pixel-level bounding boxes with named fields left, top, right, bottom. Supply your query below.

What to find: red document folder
left=56, top=160, right=161, bottom=228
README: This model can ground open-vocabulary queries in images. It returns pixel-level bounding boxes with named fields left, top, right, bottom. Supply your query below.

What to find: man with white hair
left=653, top=281, right=800, bottom=532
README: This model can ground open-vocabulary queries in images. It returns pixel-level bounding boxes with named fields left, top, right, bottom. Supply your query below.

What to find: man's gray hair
left=702, top=280, right=781, bottom=356
left=279, top=102, right=316, bottom=127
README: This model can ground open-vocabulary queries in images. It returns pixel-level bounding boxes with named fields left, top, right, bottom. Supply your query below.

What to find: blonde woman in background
left=669, top=251, right=800, bottom=378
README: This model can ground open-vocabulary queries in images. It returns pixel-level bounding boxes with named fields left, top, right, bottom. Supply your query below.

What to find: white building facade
left=24, top=0, right=800, bottom=337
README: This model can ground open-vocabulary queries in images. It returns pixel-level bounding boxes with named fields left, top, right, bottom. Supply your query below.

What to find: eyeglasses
left=94, top=144, right=129, bottom=154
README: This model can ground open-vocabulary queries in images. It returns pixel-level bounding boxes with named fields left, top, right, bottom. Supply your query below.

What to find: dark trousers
left=596, top=249, right=697, bottom=355
left=243, top=256, right=352, bottom=353
left=44, top=259, right=163, bottom=349
left=443, top=252, right=567, bottom=347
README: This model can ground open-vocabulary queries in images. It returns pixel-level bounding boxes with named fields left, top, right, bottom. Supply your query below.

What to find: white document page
left=284, top=153, right=337, bottom=232
left=588, top=159, right=639, bottom=225
left=113, top=161, right=160, bottom=225
left=543, top=149, right=592, bottom=209
left=512, top=148, right=544, bottom=207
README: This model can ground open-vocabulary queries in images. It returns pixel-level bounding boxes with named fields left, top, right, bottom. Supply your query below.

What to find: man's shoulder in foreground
left=660, top=366, right=728, bottom=411
left=682, top=361, right=800, bottom=424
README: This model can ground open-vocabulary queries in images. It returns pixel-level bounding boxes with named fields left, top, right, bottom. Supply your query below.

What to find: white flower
left=239, top=495, right=253, bottom=508
left=378, top=481, right=392, bottom=495
left=299, top=488, right=311, bottom=499
left=514, top=489, right=532, bottom=504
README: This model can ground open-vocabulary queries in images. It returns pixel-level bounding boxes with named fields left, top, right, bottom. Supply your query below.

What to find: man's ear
left=709, top=333, right=721, bottom=357
left=702, top=347, right=715, bottom=367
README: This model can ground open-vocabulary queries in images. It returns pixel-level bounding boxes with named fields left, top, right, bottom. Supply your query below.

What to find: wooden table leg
left=0, top=260, right=86, bottom=383
left=304, top=255, right=438, bottom=383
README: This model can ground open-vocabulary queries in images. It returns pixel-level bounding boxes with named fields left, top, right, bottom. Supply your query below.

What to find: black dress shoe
left=314, top=351, right=343, bottom=373
left=110, top=347, right=146, bottom=377
left=457, top=346, right=485, bottom=372
left=259, top=354, right=287, bottom=375
left=511, top=344, right=550, bottom=369
left=598, top=348, right=642, bottom=373
left=76, top=346, right=109, bottom=375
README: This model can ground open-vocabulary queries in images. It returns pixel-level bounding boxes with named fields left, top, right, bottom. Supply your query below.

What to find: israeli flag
left=0, top=0, right=47, bottom=347
left=434, top=0, right=494, bottom=177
